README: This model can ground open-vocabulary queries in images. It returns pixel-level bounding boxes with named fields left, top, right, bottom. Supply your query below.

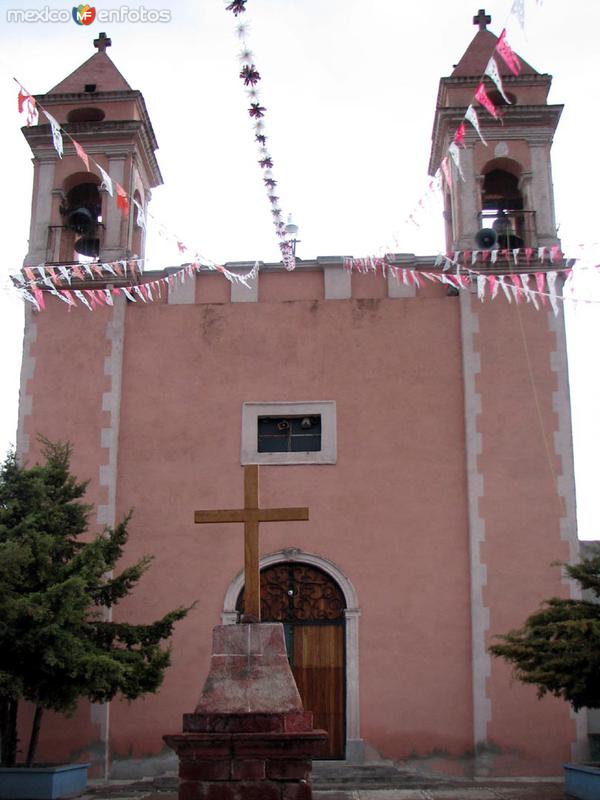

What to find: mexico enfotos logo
left=6, top=5, right=172, bottom=23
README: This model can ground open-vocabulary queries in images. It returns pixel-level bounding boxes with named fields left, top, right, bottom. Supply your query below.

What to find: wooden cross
left=194, top=465, right=309, bottom=622
left=473, top=8, right=491, bottom=31
left=94, top=32, right=112, bottom=53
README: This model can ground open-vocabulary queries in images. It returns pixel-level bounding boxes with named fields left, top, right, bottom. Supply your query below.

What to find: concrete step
left=311, top=762, right=448, bottom=790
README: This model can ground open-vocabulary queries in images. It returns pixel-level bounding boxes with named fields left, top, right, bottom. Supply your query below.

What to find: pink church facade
left=15, top=21, right=586, bottom=779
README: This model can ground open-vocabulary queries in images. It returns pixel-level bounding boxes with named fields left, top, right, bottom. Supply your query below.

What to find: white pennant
left=498, top=276, right=512, bottom=303
left=471, top=251, right=479, bottom=265
left=511, top=0, right=525, bottom=30
left=59, top=265, right=72, bottom=285
left=485, top=57, right=511, bottom=104
left=104, top=289, right=114, bottom=306
left=43, top=111, right=63, bottom=158
left=477, top=275, right=486, bottom=301
left=491, top=249, right=499, bottom=264
left=547, top=271, right=559, bottom=316
left=20, top=288, right=40, bottom=311
left=521, top=274, right=539, bottom=310
left=448, top=143, right=465, bottom=181
left=98, top=165, right=113, bottom=197
left=465, top=105, right=487, bottom=146
left=74, top=289, right=92, bottom=310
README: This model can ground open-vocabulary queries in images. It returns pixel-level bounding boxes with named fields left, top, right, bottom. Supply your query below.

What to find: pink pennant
left=496, top=29, right=522, bottom=76
left=84, top=289, right=97, bottom=310
left=488, top=274, right=498, bottom=299
left=525, top=247, right=533, bottom=263
left=511, top=274, right=522, bottom=302
left=454, top=123, right=466, bottom=146
left=17, top=87, right=38, bottom=126
left=60, top=290, right=76, bottom=307
left=475, top=83, right=498, bottom=119
left=23, top=267, right=36, bottom=284
left=441, top=155, right=452, bottom=189
left=72, top=139, right=89, bottom=171
left=115, top=182, right=129, bottom=218
left=33, top=287, right=45, bottom=310
left=72, top=265, right=84, bottom=280
left=177, top=241, right=187, bottom=253
left=550, top=245, right=562, bottom=262
left=535, top=272, right=547, bottom=306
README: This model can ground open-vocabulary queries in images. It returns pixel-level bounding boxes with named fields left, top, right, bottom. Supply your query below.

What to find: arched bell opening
left=478, top=158, right=531, bottom=249
left=58, top=173, right=103, bottom=261
left=236, top=561, right=347, bottom=759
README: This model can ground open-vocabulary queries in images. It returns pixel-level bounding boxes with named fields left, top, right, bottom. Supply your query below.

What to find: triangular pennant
left=496, top=29, right=522, bottom=76
left=465, top=105, right=487, bottom=145
left=454, top=123, right=466, bottom=147
left=535, top=272, right=547, bottom=306
left=43, top=111, right=63, bottom=158
left=133, top=199, right=146, bottom=229
left=475, top=83, right=498, bottom=119
left=485, top=57, right=511, bottom=104
left=59, top=289, right=76, bottom=307
left=104, top=288, right=114, bottom=306
left=20, top=288, right=40, bottom=311
left=477, top=275, right=486, bottom=301
left=547, top=271, right=559, bottom=316
left=115, top=182, right=129, bottom=218
left=511, top=0, right=525, bottom=30
left=74, top=289, right=92, bottom=310
left=498, top=276, right=512, bottom=303
left=17, top=88, right=38, bottom=126
left=72, top=139, right=89, bottom=171
left=97, top=165, right=113, bottom=197
left=440, top=155, right=452, bottom=189
left=448, top=143, right=465, bottom=181
left=489, top=274, right=499, bottom=299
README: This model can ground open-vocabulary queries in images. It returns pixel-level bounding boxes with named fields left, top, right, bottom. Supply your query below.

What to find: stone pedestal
left=164, top=624, right=327, bottom=800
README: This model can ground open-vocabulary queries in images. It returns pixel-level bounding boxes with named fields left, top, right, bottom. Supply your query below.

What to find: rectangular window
left=241, top=402, right=336, bottom=465
left=257, top=415, right=322, bottom=453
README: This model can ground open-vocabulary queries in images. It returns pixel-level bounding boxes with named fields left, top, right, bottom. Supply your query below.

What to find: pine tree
left=0, top=439, right=190, bottom=767
left=490, top=550, right=600, bottom=712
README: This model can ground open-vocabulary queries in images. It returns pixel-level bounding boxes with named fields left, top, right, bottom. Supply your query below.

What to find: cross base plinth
left=164, top=624, right=327, bottom=800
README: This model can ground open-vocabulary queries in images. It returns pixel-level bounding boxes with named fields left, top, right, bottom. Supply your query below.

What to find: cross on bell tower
left=472, top=9, right=491, bottom=31
left=93, top=32, right=112, bottom=52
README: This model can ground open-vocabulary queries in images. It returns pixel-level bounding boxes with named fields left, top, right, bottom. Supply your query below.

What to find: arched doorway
left=237, top=562, right=346, bottom=759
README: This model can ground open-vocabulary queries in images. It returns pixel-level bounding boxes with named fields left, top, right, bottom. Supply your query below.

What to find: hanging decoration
left=342, top=255, right=574, bottom=316
left=43, top=111, right=63, bottom=158
left=225, top=1, right=297, bottom=269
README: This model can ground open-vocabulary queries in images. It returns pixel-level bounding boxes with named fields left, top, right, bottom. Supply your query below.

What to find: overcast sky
left=0, top=0, right=598, bottom=537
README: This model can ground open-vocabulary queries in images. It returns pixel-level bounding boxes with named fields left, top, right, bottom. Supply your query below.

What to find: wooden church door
left=238, top=562, right=346, bottom=759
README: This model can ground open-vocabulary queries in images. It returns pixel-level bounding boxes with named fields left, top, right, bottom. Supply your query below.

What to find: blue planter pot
left=563, top=762, right=600, bottom=800
left=0, top=763, right=90, bottom=799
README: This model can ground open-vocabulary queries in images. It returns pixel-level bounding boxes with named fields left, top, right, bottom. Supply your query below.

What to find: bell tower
left=428, top=11, right=563, bottom=253
left=22, top=32, right=162, bottom=267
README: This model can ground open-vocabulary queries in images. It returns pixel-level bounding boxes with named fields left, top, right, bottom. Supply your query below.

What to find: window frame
left=241, top=401, right=337, bottom=465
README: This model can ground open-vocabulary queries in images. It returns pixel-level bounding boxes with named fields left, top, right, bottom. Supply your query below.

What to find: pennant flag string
left=227, top=1, right=297, bottom=270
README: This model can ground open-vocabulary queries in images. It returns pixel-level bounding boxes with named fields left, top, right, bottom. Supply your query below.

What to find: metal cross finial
left=473, top=9, right=491, bottom=31
left=94, top=32, right=112, bottom=53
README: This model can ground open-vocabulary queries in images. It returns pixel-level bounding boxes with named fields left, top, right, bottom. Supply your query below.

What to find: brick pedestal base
left=164, top=624, right=327, bottom=800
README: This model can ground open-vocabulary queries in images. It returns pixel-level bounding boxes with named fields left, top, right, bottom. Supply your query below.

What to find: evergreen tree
left=490, top=550, right=600, bottom=712
left=0, top=439, right=190, bottom=767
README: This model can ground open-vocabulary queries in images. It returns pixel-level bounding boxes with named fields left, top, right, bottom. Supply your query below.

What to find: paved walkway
left=85, top=777, right=569, bottom=799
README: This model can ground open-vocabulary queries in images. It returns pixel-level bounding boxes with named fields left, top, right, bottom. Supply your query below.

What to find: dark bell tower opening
left=479, top=166, right=528, bottom=249
left=59, top=179, right=102, bottom=259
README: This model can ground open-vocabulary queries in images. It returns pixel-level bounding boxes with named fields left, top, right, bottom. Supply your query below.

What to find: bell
left=474, top=228, right=498, bottom=250
left=74, top=236, right=100, bottom=257
left=67, top=206, right=95, bottom=234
